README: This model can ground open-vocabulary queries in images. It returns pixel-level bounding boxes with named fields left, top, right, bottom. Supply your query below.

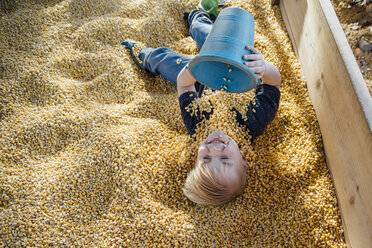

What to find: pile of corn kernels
left=0, top=0, right=346, bottom=246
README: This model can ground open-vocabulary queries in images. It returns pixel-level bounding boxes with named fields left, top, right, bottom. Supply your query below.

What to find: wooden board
left=278, top=0, right=372, bottom=247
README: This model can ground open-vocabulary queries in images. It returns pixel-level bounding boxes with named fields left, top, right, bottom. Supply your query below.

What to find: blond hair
left=183, top=160, right=247, bottom=206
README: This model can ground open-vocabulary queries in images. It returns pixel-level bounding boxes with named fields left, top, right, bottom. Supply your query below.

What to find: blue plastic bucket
left=188, top=7, right=257, bottom=93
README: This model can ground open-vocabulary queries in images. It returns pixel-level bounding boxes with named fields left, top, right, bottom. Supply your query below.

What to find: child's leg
left=187, top=9, right=213, bottom=49
left=122, top=41, right=190, bottom=84
left=139, top=47, right=190, bottom=84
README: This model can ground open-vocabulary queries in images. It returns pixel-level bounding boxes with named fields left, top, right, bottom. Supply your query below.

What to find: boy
left=123, top=8, right=281, bottom=205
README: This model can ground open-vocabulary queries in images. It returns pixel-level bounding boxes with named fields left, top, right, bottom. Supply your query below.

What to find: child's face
left=196, top=130, right=247, bottom=184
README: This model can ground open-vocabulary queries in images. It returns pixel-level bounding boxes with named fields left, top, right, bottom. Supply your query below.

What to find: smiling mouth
left=207, top=138, right=225, bottom=144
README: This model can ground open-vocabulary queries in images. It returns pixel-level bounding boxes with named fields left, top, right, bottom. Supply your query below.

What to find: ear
left=242, top=160, right=248, bottom=168
left=240, top=151, right=246, bottom=160
left=240, top=151, right=248, bottom=168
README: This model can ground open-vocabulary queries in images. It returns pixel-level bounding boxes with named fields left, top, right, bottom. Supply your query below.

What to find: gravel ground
left=331, top=0, right=372, bottom=95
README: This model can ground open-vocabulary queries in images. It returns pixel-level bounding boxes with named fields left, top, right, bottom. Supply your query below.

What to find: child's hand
left=243, top=46, right=281, bottom=88
left=242, top=46, right=266, bottom=80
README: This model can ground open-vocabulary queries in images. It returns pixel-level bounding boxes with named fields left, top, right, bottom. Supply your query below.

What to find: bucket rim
left=188, top=55, right=258, bottom=92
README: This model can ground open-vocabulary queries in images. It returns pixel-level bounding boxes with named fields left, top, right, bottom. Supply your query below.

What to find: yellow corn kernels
left=0, top=0, right=346, bottom=247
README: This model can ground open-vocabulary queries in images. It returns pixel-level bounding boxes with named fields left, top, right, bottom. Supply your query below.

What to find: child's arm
left=243, top=46, right=281, bottom=89
left=177, top=66, right=197, bottom=96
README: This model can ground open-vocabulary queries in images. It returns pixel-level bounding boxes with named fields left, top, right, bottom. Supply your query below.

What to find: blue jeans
left=139, top=10, right=213, bottom=84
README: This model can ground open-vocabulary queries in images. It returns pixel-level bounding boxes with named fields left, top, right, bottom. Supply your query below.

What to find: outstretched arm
left=243, top=46, right=281, bottom=89
left=177, top=66, right=197, bottom=96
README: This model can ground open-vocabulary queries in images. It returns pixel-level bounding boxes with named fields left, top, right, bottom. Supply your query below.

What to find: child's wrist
left=262, top=60, right=268, bottom=76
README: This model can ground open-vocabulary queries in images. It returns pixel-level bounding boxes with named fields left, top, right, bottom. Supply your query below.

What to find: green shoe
left=199, top=0, right=219, bottom=18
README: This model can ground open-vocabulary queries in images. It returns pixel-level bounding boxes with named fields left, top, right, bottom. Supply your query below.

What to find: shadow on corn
left=51, top=51, right=121, bottom=82
left=0, top=68, right=61, bottom=121
left=0, top=188, right=14, bottom=208
left=0, top=106, right=90, bottom=166
left=72, top=17, right=137, bottom=53
left=68, top=0, right=121, bottom=20
left=18, top=70, right=57, bottom=106
left=0, top=3, right=55, bottom=55
left=139, top=12, right=186, bottom=49
left=84, top=67, right=137, bottom=105
left=0, top=0, right=62, bottom=14
left=122, top=94, right=185, bottom=133
left=50, top=136, right=124, bottom=225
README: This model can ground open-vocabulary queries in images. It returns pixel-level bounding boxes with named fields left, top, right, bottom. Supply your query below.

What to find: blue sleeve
left=234, top=84, right=280, bottom=142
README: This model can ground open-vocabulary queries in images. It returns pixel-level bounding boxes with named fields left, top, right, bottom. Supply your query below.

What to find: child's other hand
left=177, top=65, right=197, bottom=96
left=242, top=46, right=266, bottom=80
